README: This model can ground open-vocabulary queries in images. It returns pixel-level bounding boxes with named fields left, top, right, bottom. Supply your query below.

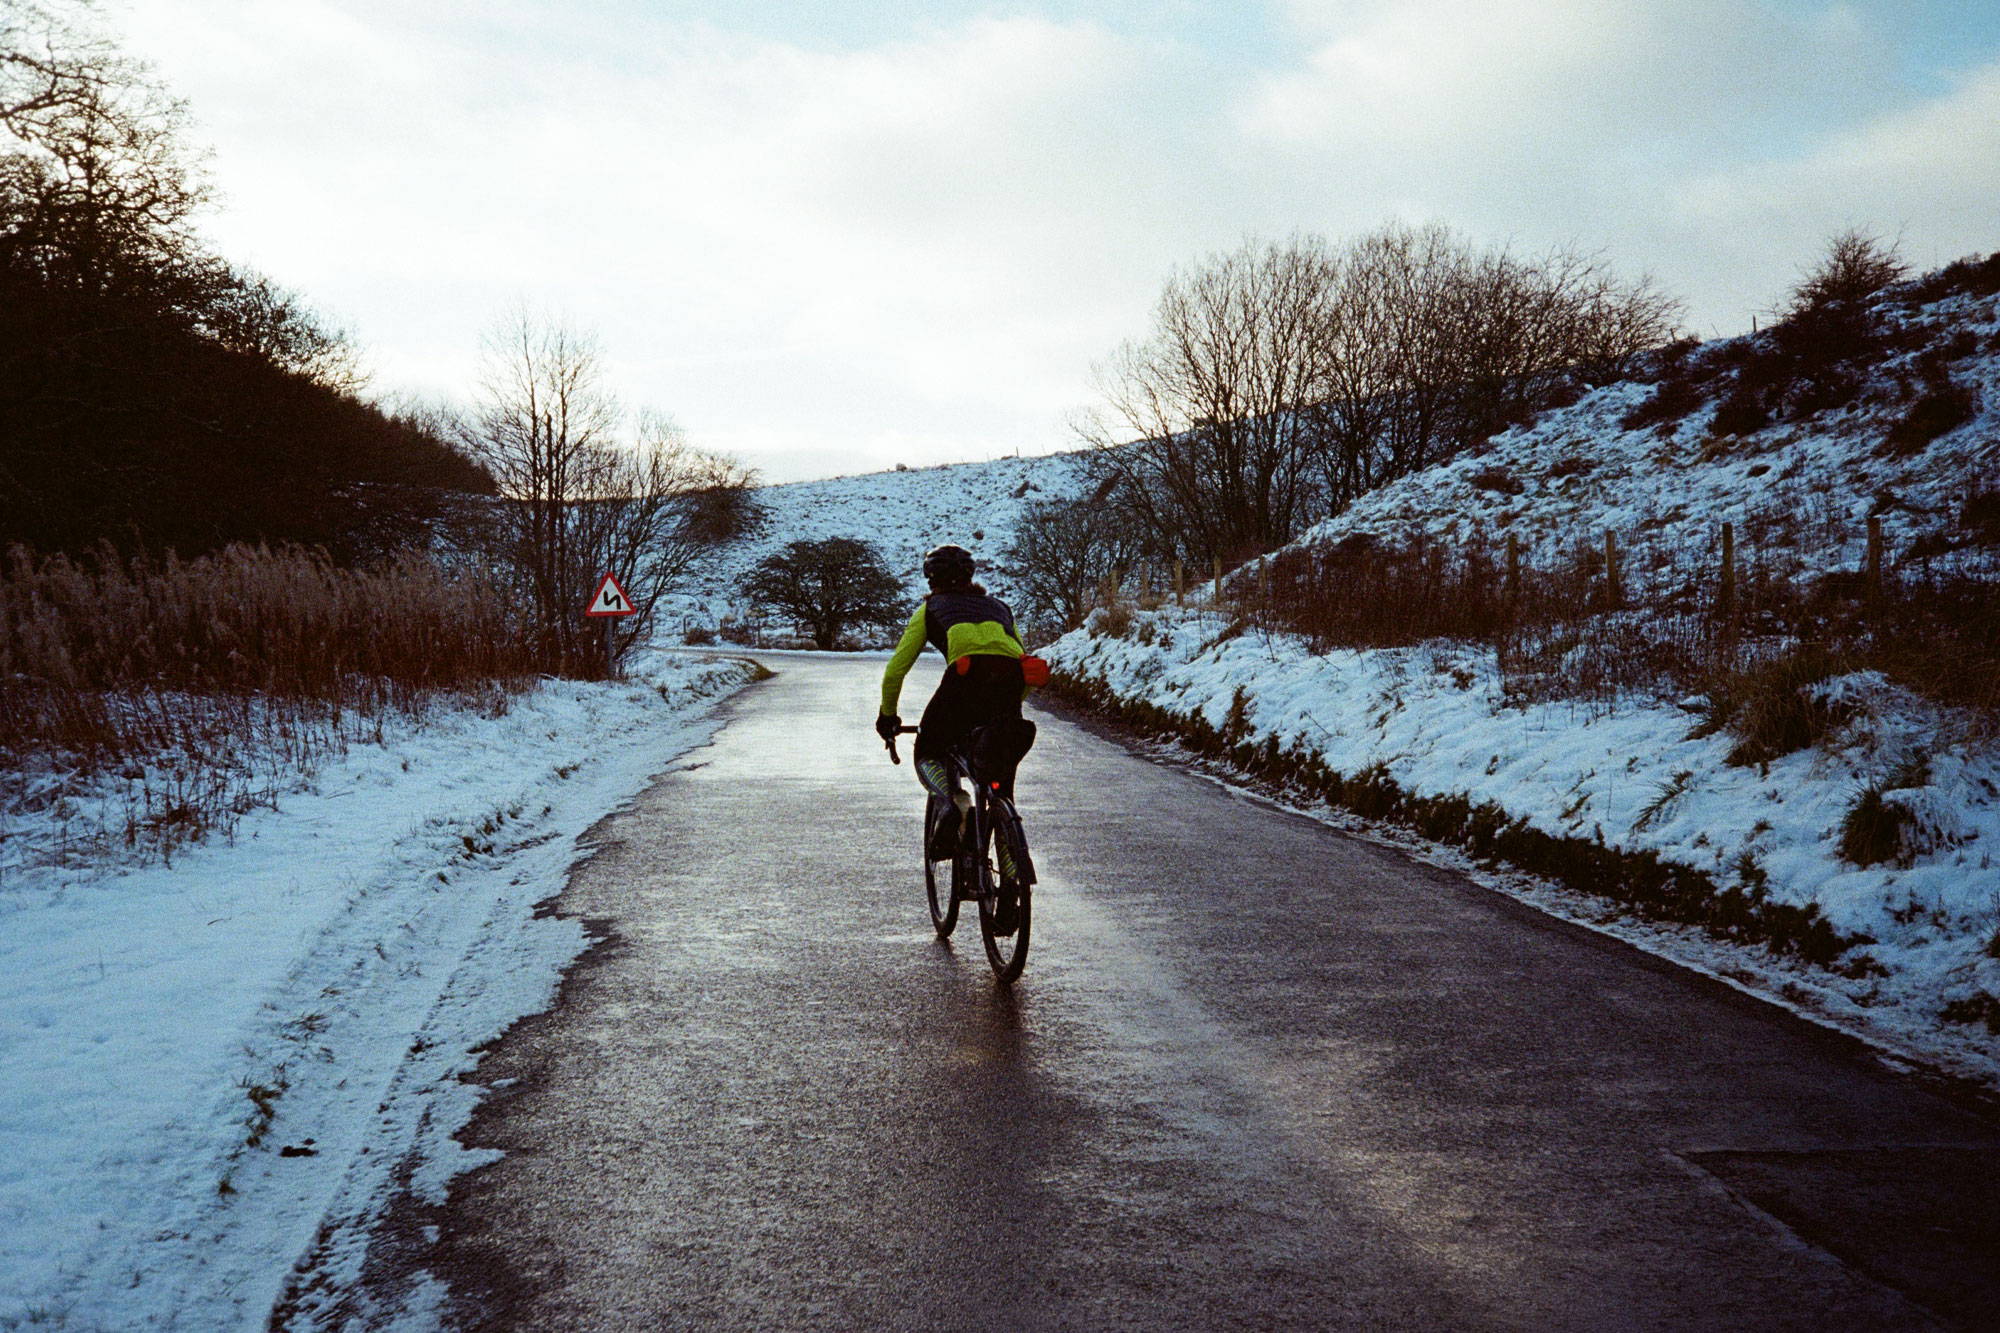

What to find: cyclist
left=875, top=544, right=1035, bottom=861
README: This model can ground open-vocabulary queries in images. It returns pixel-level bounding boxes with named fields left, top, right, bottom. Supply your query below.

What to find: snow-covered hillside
left=1291, top=282, right=2000, bottom=584
left=1042, top=269, right=2000, bottom=1088
left=658, top=449, right=1094, bottom=640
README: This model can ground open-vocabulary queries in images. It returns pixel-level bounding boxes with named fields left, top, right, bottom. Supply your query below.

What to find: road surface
left=413, top=654, right=2000, bottom=1330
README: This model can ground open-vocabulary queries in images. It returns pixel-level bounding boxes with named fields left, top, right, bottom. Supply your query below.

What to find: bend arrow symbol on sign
left=584, top=572, right=638, bottom=617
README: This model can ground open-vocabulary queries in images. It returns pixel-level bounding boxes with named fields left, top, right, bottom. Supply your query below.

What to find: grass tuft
left=1838, top=786, right=1917, bottom=867
left=1707, top=646, right=1850, bottom=767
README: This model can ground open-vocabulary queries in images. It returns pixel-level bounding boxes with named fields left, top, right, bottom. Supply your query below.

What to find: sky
left=108, top=0, right=2000, bottom=482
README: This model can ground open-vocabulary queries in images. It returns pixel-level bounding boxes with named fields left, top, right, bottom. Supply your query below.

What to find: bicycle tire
left=923, top=796, right=959, bottom=937
left=977, top=797, right=1032, bottom=982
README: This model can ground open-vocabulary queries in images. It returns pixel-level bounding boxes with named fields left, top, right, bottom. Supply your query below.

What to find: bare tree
left=467, top=312, right=743, bottom=674
left=1081, top=234, right=1340, bottom=566
left=999, top=493, right=1147, bottom=633
left=1316, top=222, right=1473, bottom=502
left=1087, top=225, right=1682, bottom=567
left=2, top=2, right=123, bottom=129
left=1787, top=227, right=1906, bottom=314
left=1, top=1, right=212, bottom=299
left=1446, top=238, right=1683, bottom=446
left=1320, top=223, right=1681, bottom=494
left=742, top=537, right=906, bottom=649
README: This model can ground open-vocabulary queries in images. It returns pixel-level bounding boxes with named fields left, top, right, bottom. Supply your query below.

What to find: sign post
left=583, top=572, right=638, bottom=676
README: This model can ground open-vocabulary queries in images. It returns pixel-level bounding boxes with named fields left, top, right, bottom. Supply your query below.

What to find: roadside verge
left=0, top=653, right=762, bottom=1330
left=1042, top=614, right=2000, bottom=1095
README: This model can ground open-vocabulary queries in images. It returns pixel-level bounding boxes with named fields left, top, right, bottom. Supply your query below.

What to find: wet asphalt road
left=425, top=654, right=2000, bottom=1331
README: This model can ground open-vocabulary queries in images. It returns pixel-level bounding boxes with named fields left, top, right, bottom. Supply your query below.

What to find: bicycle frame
left=888, top=722, right=1033, bottom=980
left=888, top=725, right=992, bottom=879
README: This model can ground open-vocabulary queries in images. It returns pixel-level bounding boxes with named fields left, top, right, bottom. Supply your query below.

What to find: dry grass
left=1243, top=525, right=1999, bottom=728
left=1, top=543, right=560, bottom=867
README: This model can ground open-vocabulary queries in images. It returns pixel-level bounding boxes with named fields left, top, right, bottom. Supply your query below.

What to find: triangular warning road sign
left=584, top=571, right=637, bottom=617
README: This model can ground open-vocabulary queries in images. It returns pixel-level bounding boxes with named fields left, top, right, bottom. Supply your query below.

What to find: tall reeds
left=1, top=544, right=562, bottom=867
left=1243, top=523, right=1999, bottom=720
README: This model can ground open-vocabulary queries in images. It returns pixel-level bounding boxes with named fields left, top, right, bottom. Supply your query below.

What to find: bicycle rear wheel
left=978, top=800, right=1032, bottom=983
left=923, top=797, right=959, bottom=937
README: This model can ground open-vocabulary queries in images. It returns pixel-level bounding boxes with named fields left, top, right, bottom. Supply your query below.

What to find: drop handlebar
left=884, top=723, right=920, bottom=766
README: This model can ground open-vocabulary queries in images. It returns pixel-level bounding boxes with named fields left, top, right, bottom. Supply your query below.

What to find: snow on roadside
left=1046, top=612, right=2000, bottom=1088
left=0, top=651, right=759, bottom=1330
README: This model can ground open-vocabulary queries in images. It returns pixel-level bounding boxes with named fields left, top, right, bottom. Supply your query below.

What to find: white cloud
left=1666, top=60, right=2000, bottom=321
left=107, top=1, right=2000, bottom=478
left=1230, top=0, right=1994, bottom=328
left=121, top=4, right=1237, bottom=477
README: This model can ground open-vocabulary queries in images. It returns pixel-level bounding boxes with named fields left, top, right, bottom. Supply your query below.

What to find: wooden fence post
left=1717, top=521, right=1736, bottom=620
left=1865, top=515, right=1884, bottom=605
left=1505, top=532, right=1521, bottom=605
left=1258, top=556, right=1270, bottom=608
left=1212, top=556, right=1223, bottom=606
left=1174, top=558, right=1185, bottom=607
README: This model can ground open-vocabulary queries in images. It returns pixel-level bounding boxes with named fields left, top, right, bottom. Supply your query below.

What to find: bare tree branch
left=464, top=311, right=747, bottom=674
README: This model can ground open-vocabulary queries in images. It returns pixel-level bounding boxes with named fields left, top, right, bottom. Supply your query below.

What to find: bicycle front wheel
left=923, top=797, right=959, bottom=937
left=978, top=802, right=1032, bottom=983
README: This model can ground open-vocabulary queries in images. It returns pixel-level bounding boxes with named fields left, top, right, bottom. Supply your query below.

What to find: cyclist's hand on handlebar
left=875, top=713, right=901, bottom=743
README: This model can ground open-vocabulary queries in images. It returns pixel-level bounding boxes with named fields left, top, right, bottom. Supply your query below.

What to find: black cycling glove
left=875, top=713, right=901, bottom=742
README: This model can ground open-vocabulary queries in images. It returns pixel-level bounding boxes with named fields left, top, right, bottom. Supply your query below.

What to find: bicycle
left=885, top=723, right=1036, bottom=982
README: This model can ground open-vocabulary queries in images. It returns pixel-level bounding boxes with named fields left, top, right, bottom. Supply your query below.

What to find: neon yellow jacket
left=880, top=590, right=1024, bottom=715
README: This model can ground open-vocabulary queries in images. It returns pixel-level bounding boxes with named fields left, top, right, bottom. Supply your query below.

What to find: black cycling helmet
left=922, top=544, right=976, bottom=586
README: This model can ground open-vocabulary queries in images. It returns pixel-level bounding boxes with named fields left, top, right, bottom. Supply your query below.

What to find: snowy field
left=0, top=652, right=758, bottom=1329
left=655, top=448, right=1091, bottom=639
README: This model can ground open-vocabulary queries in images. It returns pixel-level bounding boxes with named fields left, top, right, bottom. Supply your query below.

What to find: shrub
left=1786, top=229, right=1906, bottom=315
left=1939, top=992, right=2000, bottom=1033
left=682, top=624, right=718, bottom=646
left=1704, top=646, right=1849, bottom=766
left=1044, top=668, right=1877, bottom=971
left=0, top=543, right=549, bottom=864
left=678, top=477, right=768, bottom=545
left=1965, top=488, right=2000, bottom=544
left=1088, top=601, right=1136, bottom=639
left=1222, top=686, right=1252, bottom=744
left=1469, top=466, right=1525, bottom=495
left=1708, top=386, right=1771, bottom=438
left=1859, top=574, right=2000, bottom=713
left=1837, top=786, right=1917, bottom=866
left=1266, top=535, right=1523, bottom=652
left=1883, top=379, right=1975, bottom=455
left=1894, top=250, right=2000, bottom=305
left=1620, top=375, right=1705, bottom=431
